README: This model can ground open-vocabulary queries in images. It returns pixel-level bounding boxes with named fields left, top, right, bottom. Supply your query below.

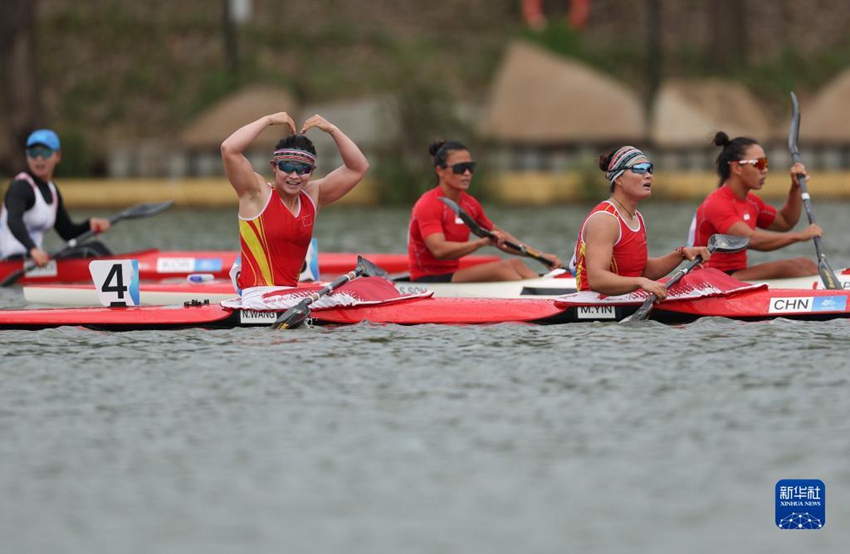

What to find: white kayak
left=21, top=268, right=850, bottom=307
left=22, top=270, right=579, bottom=306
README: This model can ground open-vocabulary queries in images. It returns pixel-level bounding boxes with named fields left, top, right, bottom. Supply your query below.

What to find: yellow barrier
left=58, top=171, right=850, bottom=208
left=60, top=177, right=381, bottom=208
left=488, top=171, right=850, bottom=204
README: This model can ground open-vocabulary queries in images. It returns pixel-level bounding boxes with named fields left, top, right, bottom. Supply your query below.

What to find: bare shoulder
left=237, top=178, right=272, bottom=218
left=303, top=181, right=322, bottom=209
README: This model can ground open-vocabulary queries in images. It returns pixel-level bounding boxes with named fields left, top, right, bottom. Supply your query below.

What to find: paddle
left=624, top=234, right=750, bottom=322
left=438, top=197, right=561, bottom=268
left=0, top=200, right=175, bottom=287
left=271, top=255, right=388, bottom=330
left=788, top=91, right=840, bottom=289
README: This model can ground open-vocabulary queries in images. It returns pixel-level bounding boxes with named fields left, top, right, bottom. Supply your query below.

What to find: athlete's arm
left=423, top=232, right=490, bottom=260
left=3, top=180, right=39, bottom=251
left=582, top=213, right=667, bottom=298
left=770, top=162, right=806, bottom=231
left=221, top=112, right=296, bottom=202
left=307, top=115, right=369, bottom=207
left=490, top=225, right=562, bottom=267
left=53, top=189, right=91, bottom=242
left=726, top=220, right=821, bottom=252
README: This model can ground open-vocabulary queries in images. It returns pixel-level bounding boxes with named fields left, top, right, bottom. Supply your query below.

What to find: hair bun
left=429, top=140, right=446, bottom=157
left=712, top=131, right=730, bottom=147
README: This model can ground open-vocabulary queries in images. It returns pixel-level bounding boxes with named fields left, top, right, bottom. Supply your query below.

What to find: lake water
left=2, top=202, right=850, bottom=553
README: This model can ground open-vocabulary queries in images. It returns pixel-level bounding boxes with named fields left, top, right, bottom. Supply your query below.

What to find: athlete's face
left=732, top=144, right=768, bottom=190
left=617, top=156, right=653, bottom=200
left=437, top=150, right=474, bottom=193
left=271, top=159, right=313, bottom=195
left=26, top=146, right=61, bottom=182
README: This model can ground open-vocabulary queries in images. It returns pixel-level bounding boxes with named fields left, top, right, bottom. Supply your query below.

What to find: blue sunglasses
left=276, top=161, right=314, bottom=175
left=627, top=162, right=654, bottom=175
left=27, top=146, right=56, bottom=159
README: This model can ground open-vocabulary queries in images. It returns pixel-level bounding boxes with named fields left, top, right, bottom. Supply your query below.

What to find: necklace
left=611, top=196, right=635, bottom=219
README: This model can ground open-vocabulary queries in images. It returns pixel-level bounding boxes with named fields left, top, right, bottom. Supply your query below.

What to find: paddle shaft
left=792, top=153, right=839, bottom=281
left=438, top=196, right=560, bottom=269
left=629, top=254, right=704, bottom=321
left=0, top=225, right=109, bottom=287
left=474, top=227, right=558, bottom=268
left=271, top=268, right=361, bottom=329
left=788, top=92, right=840, bottom=289
left=0, top=201, right=174, bottom=287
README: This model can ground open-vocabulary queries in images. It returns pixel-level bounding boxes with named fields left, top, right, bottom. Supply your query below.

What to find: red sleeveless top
left=574, top=200, right=647, bottom=291
left=237, top=188, right=316, bottom=288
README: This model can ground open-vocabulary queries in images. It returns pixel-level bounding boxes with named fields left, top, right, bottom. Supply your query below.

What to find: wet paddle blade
left=356, top=255, right=389, bottom=279
left=271, top=300, right=311, bottom=330
left=787, top=92, right=840, bottom=289
left=272, top=257, right=386, bottom=330
left=788, top=92, right=802, bottom=159
left=708, top=234, right=749, bottom=253
left=115, top=200, right=175, bottom=222
left=623, top=233, right=748, bottom=323
left=438, top=197, right=491, bottom=239
left=819, top=257, right=841, bottom=290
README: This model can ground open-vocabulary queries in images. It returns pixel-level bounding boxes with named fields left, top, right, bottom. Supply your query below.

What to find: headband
left=272, top=148, right=317, bottom=165
left=606, top=146, right=647, bottom=183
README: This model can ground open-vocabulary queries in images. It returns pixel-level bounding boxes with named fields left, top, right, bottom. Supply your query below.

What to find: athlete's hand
left=790, top=162, right=808, bottom=187
left=638, top=277, right=668, bottom=300
left=301, top=114, right=338, bottom=135
left=267, top=112, right=297, bottom=135
left=798, top=223, right=824, bottom=241
left=682, top=246, right=710, bottom=263
left=542, top=253, right=563, bottom=268
left=486, top=229, right=507, bottom=248
left=29, top=247, right=50, bottom=267
left=89, top=218, right=111, bottom=233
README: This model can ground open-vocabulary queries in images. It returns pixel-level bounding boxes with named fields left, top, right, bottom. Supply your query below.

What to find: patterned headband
left=272, top=149, right=317, bottom=165
left=606, top=146, right=647, bottom=183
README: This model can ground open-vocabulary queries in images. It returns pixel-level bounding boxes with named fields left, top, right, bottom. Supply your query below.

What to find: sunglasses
left=732, top=157, right=768, bottom=171
left=26, top=146, right=55, bottom=159
left=626, top=162, right=654, bottom=175
left=276, top=161, right=314, bottom=175
left=449, top=161, right=476, bottom=174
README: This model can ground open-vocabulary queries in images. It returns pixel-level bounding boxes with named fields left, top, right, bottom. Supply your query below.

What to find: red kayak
left=1, top=251, right=499, bottom=285
left=4, top=287, right=850, bottom=330
left=554, top=269, right=850, bottom=323
left=9, top=269, right=848, bottom=330
left=0, top=249, right=237, bottom=285
left=0, top=297, right=569, bottom=331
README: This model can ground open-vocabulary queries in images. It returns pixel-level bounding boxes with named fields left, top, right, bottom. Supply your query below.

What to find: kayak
left=0, top=249, right=237, bottom=285
left=23, top=281, right=239, bottom=306
left=0, top=297, right=570, bottom=331
left=5, top=284, right=850, bottom=330
left=23, top=271, right=576, bottom=306
left=555, top=287, right=850, bottom=323
left=1, top=251, right=500, bottom=285
left=22, top=266, right=850, bottom=307
left=553, top=268, right=850, bottom=323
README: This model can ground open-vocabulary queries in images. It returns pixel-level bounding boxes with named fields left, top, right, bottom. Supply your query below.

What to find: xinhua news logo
left=775, top=479, right=825, bottom=529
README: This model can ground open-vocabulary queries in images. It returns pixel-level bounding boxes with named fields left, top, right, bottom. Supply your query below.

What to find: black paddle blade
left=271, top=300, right=311, bottom=330
left=356, top=255, right=389, bottom=279
left=116, top=200, right=175, bottom=221
left=707, top=234, right=749, bottom=254
left=0, top=266, right=27, bottom=287
left=438, top=197, right=491, bottom=239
